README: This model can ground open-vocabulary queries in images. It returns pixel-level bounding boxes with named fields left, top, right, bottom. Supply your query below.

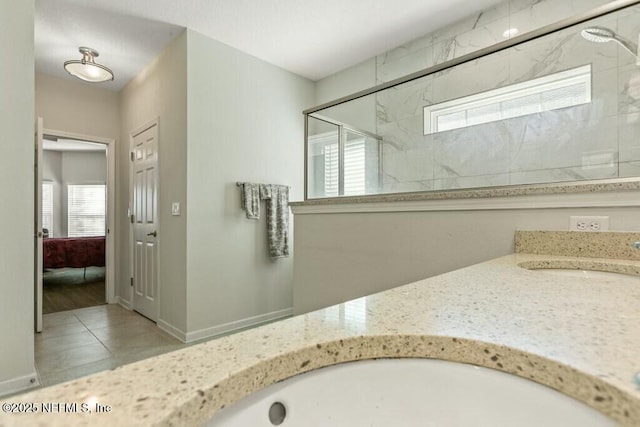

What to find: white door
left=132, top=124, right=159, bottom=321
left=34, top=118, right=43, bottom=332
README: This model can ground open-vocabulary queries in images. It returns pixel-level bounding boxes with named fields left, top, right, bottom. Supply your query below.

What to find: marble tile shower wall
left=376, top=0, right=640, bottom=193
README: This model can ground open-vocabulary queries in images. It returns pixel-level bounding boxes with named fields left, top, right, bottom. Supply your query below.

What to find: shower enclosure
left=304, top=0, right=640, bottom=199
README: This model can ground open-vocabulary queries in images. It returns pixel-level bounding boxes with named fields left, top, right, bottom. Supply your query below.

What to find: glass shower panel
left=307, top=116, right=339, bottom=199
left=308, top=94, right=381, bottom=198
left=343, top=129, right=380, bottom=196
left=305, top=2, right=640, bottom=199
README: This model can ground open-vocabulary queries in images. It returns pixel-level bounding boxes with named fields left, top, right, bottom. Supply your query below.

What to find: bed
left=43, top=237, right=106, bottom=271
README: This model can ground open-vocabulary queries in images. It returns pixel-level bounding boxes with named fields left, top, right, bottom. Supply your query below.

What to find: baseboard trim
left=0, top=371, right=39, bottom=398
left=156, top=308, right=294, bottom=344
left=116, top=297, right=132, bottom=310
left=185, top=308, right=293, bottom=343
left=157, top=319, right=187, bottom=343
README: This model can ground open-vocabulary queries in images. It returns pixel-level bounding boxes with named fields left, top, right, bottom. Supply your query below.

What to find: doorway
left=35, top=127, right=116, bottom=330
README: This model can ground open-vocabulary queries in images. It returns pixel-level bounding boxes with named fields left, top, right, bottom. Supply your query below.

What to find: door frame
left=35, top=118, right=43, bottom=332
left=40, top=128, right=117, bottom=307
left=128, top=118, right=160, bottom=320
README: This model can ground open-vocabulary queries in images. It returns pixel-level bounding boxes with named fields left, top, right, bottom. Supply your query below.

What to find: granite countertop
left=1, top=253, right=639, bottom=426
left=289, top=178, right=640, bottom=206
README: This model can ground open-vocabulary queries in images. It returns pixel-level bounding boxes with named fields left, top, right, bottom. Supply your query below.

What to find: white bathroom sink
left=207, top=358, right=616, bottom=427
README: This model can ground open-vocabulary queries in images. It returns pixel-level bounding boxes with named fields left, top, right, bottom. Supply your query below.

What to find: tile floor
left=35, top=304, right=187, bottom=388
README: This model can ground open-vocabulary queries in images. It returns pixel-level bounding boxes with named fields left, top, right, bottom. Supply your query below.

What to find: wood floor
left=42, top=267, right=106, bottom=314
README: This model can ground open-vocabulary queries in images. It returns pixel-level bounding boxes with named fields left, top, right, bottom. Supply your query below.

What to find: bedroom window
left=68, top=184, right=106, bottom=237
left=42, top=181, right=54, bottom=237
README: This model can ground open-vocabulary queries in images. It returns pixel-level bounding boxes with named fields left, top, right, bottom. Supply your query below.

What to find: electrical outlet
left=569, top=216, right=609, bottom=232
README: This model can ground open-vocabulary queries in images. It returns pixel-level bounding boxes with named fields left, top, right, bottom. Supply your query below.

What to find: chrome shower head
left=581, top=27, right=616, bottom=43
left=581, top=26, right=639, bottom=64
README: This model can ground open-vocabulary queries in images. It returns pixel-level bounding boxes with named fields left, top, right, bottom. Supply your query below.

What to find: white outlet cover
left=569, top=216, right=609, bottom=232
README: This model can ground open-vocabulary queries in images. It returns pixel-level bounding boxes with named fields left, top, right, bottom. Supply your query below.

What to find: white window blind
left=323, top=139, right=366, bottom=197
left=68, top=184, right=106, bottom=237
left=343, top=139, right=365, bottom=196
left=424, top=65, right=592, bottom=134
left=42, top=182, right=54, bottom=237
left=323, top=143, right=339, bottom=197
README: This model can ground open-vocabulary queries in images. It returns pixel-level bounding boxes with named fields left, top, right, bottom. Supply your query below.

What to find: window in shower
left=423, top=64, right=592, bottom=134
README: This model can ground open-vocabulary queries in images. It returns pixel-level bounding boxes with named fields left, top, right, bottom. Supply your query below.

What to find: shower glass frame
left=303, top=0, right=640, bottom=201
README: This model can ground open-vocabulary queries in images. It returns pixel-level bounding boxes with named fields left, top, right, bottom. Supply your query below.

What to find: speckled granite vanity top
left=1, top=233, right=639, bottom=426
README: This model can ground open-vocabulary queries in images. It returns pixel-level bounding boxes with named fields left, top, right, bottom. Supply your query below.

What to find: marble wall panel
left=377, top=114, right=426, bottom=150
left=509, top=163, right=618, bottom=185
left=376, top=46, right=433, bottom=84
left=382, top=144, right=434, bottom=183
left=376, top=77, right=433, bottom=125
left=618, top=112, right=640, bottom=162
left=376, top=34, right=432, bottom=67
left=618, top=63, right=640, bottom=115
left=619, top=161, right=640, bottom=177
left=431, top=51, right=509, bottom=103
left=616, top=5, right=640, bottom=69
left=508, top=16, right=619, bottom=85
left=432, top=121, right=511, bottom=179
left=432, top=16, right=509, bottom=65
left=509, top=0, right=616, bottom=35
left=365, top=0, right=638, bottom=193
left=431, top=3, right=509, bottom=45
left=593, top=68, right=622, bottom=120
left=508, top=114, right=618, bottom=172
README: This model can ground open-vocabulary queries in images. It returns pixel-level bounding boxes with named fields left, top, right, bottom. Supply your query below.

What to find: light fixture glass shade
left=64, top=47, right=114, bottom=83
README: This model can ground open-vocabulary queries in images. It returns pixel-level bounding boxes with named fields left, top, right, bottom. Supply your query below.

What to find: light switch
left=171, top=202, right=181, bottom=216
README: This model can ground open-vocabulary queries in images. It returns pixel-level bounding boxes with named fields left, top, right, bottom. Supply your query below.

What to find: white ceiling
left=35, top=0, right=504, bottom=91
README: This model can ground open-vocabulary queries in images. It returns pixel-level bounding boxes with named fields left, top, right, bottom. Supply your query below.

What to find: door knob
left=147, top=231, right=157, bottom=237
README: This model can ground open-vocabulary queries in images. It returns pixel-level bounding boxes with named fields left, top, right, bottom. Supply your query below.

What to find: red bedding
left=43, top=237, right=105, bottom=269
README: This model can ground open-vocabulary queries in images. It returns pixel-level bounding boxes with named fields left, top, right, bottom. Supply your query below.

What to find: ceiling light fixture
left=502, top=28, right=519, bottom=38
left=64, top=47, right=114, bottom=83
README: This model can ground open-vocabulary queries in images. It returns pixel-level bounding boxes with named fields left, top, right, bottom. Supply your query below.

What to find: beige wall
left=0, top=0, right=37, bottom=395
left=119, top=31, right=188, bottom=332
left=293, top=205, right=640, bottom=314
left=312, top=57, right=377, bottom=134
left=35, top=73, right=119, bottom=141
left=61, top=151, right=107, bottom=184
left=185, top=30, right=314, bottom=337
left=315, top=57, right=376, bottom=104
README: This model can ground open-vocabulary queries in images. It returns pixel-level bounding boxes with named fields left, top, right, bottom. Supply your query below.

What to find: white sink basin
left=207, top=358, right=616, bottom=426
